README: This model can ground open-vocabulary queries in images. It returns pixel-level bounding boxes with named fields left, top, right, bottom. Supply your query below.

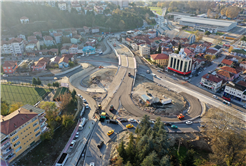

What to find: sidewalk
left=64, top=119, right=96, bottom=166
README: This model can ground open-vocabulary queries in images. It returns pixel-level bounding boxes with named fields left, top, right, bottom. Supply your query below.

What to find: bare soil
left=86, top=92, right=106, bottom=103
left=82, top=68, right=117, bottom=89
left=132, top=75, right=188, bottom=117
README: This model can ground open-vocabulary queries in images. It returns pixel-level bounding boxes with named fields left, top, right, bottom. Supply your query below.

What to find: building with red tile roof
left=2, top=61, right=18, bottom=74
left=150, top=53, right=169, bottom=66
left=221, top=59, right=233, bottom=67
left=200, top=73, right=224, bottom=92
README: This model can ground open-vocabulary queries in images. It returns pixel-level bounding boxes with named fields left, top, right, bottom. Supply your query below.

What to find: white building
left=69, top=44, right=78, bottom=54
left=224, top=82, right=246, bottom=102
left=53, top=33, right=62, bottom=44
left=91, top=28, right=99, bottom=34
left=139, top=44, right=150, bottom=57
left=43, top=36, right=55, bottom=46
left=177, top=16, right=237, bottom=32
left=1, top=38, right=25, bottom=56
left=20, top=16, right=29, bottom=24
left=58, top=2, right=67, bottom=10
left=167, top=48, right=192, bottom=75
left=200, top=73, right=224, bottom=92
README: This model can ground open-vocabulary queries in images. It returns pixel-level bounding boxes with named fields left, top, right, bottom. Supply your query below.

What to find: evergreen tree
left=117, top=139, right=127, bottom=162
left=157, top=45, right=162, bottom=53
left=32, top=77, right=37, bottom=85
left=126, top=133, right=135, bottom=163
left=37, top=77, right=41, bottom=85
left=182, top=149, right=195, bottom=166
left=178, top=43, right=181, bottom=51
left=125, top=161, right=133, bottom=166
left=71, top=89, right=77, bottom=99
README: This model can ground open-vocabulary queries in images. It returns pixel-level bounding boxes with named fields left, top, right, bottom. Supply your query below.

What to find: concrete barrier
left=200, top=102, right=207, bottom=117
left=54, top=64, right=81, bottom=76
left=106, top=40, right=121, bottom=66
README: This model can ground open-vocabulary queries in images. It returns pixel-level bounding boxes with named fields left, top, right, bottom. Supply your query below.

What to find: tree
left=40, top=128, right=54, bottom=141
left=47, top=83, right=51, bottom=89
left=119, top=20, right=126, bottom=30
left=204, top=54, right=212, bottom=61
left=71, top=89, right=76, bottom=99
left=125, top=161, right=133, bottom=166
left=53, top=82, right=60, bottom=87
left=39, top=101, right=57, bottom=112
left=178, top=43, right=181, bottom=52
left=117, top=139, right=127, bottom=161
left=126, top=133, right=135, bottom=163
left=228, top=46, right=234, bottom=53
left=205, top=31, right=211, bottom=36
left=174, top=50, right=179, bottom=54
left=182, top=149, right=195, bottom=166
left=37, top=77, right=41, bottom=85
left=141, top=151, right=159, bottom=166
left=9, top=102, right=23, bottom=113
left=115, top=156, right=124, bottom=166
left=1, top=102, right=9, bottom=116
left=212, top=55, right=217, bottom=60
left=221, top=7, right=227, bottom=16
left=226, top=6, right=239, bottom=19
left=203, top=108, right=246, bottom=166
left=157, top=45, right=162, bottom=53
left=61, top=114, right=74, bottom=128
left=32, top=77, right=37, bottom=85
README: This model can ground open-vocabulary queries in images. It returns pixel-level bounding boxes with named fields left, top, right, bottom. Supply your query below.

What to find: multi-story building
left=139, top=44, right=150, bottom=57
left=2, top=61, right=18, bottom=74
left=1, top=105, right=47, bottom=164
left=69, top=44, right=78, bottom=54
left=20, top=16, right=29, bottom=24
left=167, top=48, right=192, bottom=75
left=200, top=73, right=224, bottom=92
left=1, top=38, right=25, bottom=56
left=58, top=2, right=67, bottom=10
left=53, top=33, right=62, bottom=44
left=43, top=36, right=55, bottom=46
left=223, top=81, right=246, bottom=102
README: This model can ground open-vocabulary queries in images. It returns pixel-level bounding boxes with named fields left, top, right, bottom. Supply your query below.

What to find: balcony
left=1, top=142, right=11, bottom=151
left=5, top=153, right=15, bottom=162
left=40, top=122, right=47, bottom=128
left=41, top=126, right=49, bottom=133
left=39, top=117, right=47, bottom=123
left=2, top=148, right=13, bottom=158
left=1, top=138, right=10, bottom=147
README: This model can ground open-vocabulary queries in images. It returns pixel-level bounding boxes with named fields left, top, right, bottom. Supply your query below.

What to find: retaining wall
left=54, top=65, right=81, bottom=76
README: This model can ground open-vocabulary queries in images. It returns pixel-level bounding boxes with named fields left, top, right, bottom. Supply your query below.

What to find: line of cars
left=78, top=94, right=89, bottom=108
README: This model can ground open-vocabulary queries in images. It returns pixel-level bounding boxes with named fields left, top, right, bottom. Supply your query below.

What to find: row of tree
left=1, top=99, right=23, bottom=116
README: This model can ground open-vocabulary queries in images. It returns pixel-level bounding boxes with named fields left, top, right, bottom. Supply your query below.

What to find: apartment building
left=150, top=53, right=169, bottom=66
left=167, top=48, right=192, bottom=75
left=200, top=73, right=224, bottom=92
left=1, top=38, right=25, bottom=56
left=58, top=2, right=67, bottom=10
left=224, top=81, right=246, bottom=102
left=139, top=44, right=150, bottom=57
left=1, top=105, right=47, bottom=164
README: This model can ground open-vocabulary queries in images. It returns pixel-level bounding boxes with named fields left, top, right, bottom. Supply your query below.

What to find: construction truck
left=109, top=105, right=114, bottom=112
left=177, top=113, right=184, bottom=120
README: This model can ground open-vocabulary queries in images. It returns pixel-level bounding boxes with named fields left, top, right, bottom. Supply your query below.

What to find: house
left=224, top=82, right=246, bottom=102
left=58, top=57, right=69, bottom=68
left=2, top=61, right=18, bottom=74
left=82, top=46, right=96, bottom=55
left=85, top=39, right=97, bottom=46
left=20, top=16, right=29, bottom=24
left=27, top=36, right=37, bottom=42
left=221, top=59, right=234, bottom=67
left=150, top=53, right=169, bottom=66
left=147, top=31, right=156, bottom=38
left=240, top=61, right=246, bottom=70
left=61, top=46, right=70, bottom=54
left=71, top=1, right=81, bottom=12
left=70, top=35, right=81, bottom=44
left=69, top=44, right=78, bottom=54
left=32, top=57, right=49, bottom=71
left=0, top=105, right=47, bottom=163
left=216, top=69, right=235, bottom=81
left=58, top=2, right=67, bottom=10
left=91, top=27, right=100, bottom=34
left=220, top=66, right=242, bottom=79
left=83, top=26, right=90, bottom=34
left=184, top=48, right=195, bottom=57
left=49, top=29, right=57, bottom=37
left=62, top=54, right=74, bottom=61
left=192, top=58, right=205, bottom=72
left=50, top=56, right=61, bottom=64
left=63, top=31, right=72, bottom=38
left=139, top=44, right=150, bottom=57
left=25, top=40, right=40, bottom=52
left=48, top=48, right=58, bottom=56
left=43, top=36, right=54, bottom=46
left=33, top=32, right=42, bottom=38
left=53, top=33, right=62, bottom=44
left=200, top=73, right=224, bottom=92
left=94, top=6, right=104, bottom=14
left=162, top=47, right=173, bottom=54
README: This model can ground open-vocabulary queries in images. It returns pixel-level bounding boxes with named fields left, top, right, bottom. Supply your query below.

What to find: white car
left=186, top=121, right=193, bottom=125
left=243, top=104, right=246, bottom=108
left=85, top=103, right=89, bottom=108
left=75, top=132, right=79, bottom=139
left=128, top=118, right=136, bottom=122
left=2, top=74, right=8, bottom=77
left=83, top=98, right=87, bottom=102
left=90, top=162, right=95, bottom=166
left=78, top=94, right=82, bottom=98
left=70, top=140, right=76, bottom=148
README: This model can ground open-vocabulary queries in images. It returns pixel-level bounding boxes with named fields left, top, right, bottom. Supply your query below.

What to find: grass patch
left=232, top=49, right=246, bottom=54
left=215, top=32, right=225, bottom=35
left=184, top=30, right=196, bottom=34
left=149, top=7, right=163, bottom=15
left=15, top=123, right=76, bottom=166
left=1, top=84, right=52, bottom=105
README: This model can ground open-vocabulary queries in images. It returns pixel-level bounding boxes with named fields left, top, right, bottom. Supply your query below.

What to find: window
left=12, top=136, right=19, bottom=142
left=8, top=67, right=10, bottom=69
left=35, top=132, right=41, bottom=137
left=4, top=67, right=6, bottom=69
left=16, top=146, right=22, bottom=153
left=10, top=131, right=17, bottom=137
left=14, top=141, right=20, bottom=147
left=33, top=122, right=38, bottom=127
left=9, top=70, right=12, bottom=72
left=34, top=127, right=39, bottom=132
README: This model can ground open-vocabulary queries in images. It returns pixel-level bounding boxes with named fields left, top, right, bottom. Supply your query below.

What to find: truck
left=56, top=153, right=69, bottom=166
left=113, top=44, right=116, bottom=47
left=177, top=113, right=184, bottom=120
left=109, top=105, right=114, bottom=112
left=79, top=118, right=87, bottom=130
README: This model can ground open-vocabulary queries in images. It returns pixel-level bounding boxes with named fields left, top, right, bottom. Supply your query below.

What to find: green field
left=149, top=7, right=163, bottom=15
left=1, top=85, right=52, bottom=105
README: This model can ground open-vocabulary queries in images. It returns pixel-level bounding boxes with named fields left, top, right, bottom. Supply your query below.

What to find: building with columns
left=167, top=48, right=192, bottom=75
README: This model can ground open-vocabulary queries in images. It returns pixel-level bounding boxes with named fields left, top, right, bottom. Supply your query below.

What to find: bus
left=79, top=118, right=87, bottom=131
left=56, top=153, right=68, bottom=166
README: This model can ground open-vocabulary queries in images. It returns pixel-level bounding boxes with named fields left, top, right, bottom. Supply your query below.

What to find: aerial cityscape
left=1, top=0, right=246, bottom=166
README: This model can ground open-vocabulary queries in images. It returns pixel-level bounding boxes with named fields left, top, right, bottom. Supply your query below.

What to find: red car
left=222, top=96, right=231, bottom=102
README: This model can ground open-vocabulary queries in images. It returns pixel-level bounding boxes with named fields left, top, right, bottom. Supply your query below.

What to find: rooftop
left=221, top=59, right=233, bottom=66
left=202, top=74, right=223, bottom=83
left=179, top=16, right=237, bottom=27
left=151, top=53, right=169, bottom=60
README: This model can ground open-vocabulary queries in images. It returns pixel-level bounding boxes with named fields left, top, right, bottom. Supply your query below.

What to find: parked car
left=97, top=141, right=104, bottom=149
left=2, top=74, right=8, bottom=77
left=70, top=140, right=76, bottom=148
left=126, top=124, right=134, bottom=128
left=75, top=132, right=79, bottom=139
left=119, top=118, right=128, bottom=122
left=128, top=73, right=131, bottom=77
left=109, top=119, right=118, bottom=124
left=200, top=125, right=206, bottom=128
left=83, top=98, right=87, bottom=102
left=213, top=95, right=219, bottom=99
left=165, top=123, right=172, bottom=126
left=90, top=162, right=95, bottom=166
left=147, top=93, right=152, bottom=97
left=128, top=118, right=136, bottom=123
left=107, top=130, right=114, bottom=136
left=171, top=125, right=178, bottom=129
left=186, top=121, right=193, bottom=125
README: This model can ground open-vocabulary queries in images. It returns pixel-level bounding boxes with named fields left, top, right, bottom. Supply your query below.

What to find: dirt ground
left=82, top=68, right=117, bottom=89
left=117, top=107, right=135, bottom=118
left=96, top=40, right=106, bottom=52
left=132, top=75, right=188, bottom=117
left=86, top=92, right=106, bottom=103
